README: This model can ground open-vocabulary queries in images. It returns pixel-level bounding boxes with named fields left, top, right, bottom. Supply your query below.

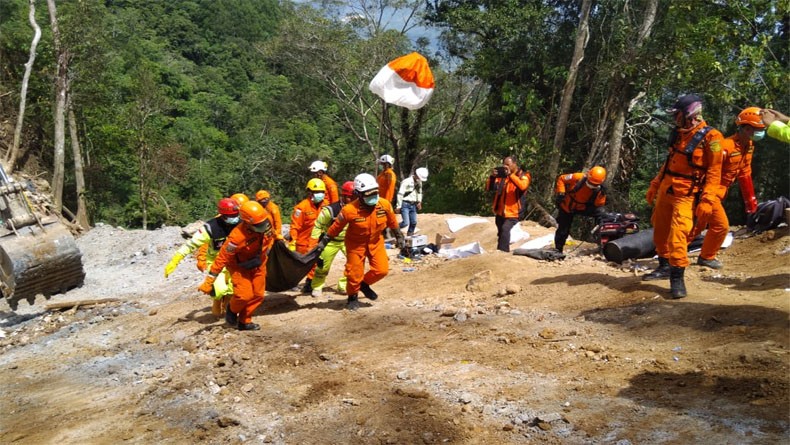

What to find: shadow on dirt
left=700, top=273, right=790, bottom=291
left=618, top=370, right=790, bottom=427
left=531, top=272, right=670, bottom=295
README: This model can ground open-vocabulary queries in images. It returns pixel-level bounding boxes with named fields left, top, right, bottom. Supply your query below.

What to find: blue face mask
left=224, top=216, right=240, bottom=225
left=750, top=130, right=766, bottom=141
left=312, top=192, right=325, bottom=203
left=363, top=195, right=379, bottom=207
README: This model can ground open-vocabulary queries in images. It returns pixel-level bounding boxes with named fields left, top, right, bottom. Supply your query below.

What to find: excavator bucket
left=0, top=164, right=85, bottom=310
left=0, top=221, right=85, bottom=309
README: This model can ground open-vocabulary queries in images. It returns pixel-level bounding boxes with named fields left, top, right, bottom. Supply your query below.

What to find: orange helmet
left=239, top=201, right=273, bottom=235
left=255, top=190, right=271, bottom=201
left=735, top=107, right=765, bottom=129
left=587, top=166, right=606, bottom=185
left=217, top=198, right=239, bottom=216
left=231, top=193, right=250, bottom=206
left=341, top=181, right=355, bottom=197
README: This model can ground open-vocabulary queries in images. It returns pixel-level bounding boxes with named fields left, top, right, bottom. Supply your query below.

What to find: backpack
left=747, top=197, right=790, bottom=233
left=516, top=170, right=532, bottom=221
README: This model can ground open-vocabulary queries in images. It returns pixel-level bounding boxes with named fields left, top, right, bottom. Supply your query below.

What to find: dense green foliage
left=0, top=0, right=786, bottom=230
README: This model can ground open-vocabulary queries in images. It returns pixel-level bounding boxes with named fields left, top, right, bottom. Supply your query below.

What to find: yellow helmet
left=306, top=178, right=326, bottom=192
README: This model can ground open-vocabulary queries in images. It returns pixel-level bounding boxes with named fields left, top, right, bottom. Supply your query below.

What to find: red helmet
left=587, top=166, right=606, bottom=185
left=735, top=107, right=765, bottom=129
left=217, top=198, right=239, bottom=216
left=341, top=181, right=355, bottom=197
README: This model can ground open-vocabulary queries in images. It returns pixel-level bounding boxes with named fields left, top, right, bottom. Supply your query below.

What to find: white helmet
left=354, top=173, right=378, bottom=195
left=309, top=160, right=328, bottom=172
left=379, top=154, right=394, bottom=165
left=415, top=167, right=429, bottom=182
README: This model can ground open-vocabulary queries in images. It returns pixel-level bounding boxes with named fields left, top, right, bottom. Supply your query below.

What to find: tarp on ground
left=266, top=240, right=322, bottom=292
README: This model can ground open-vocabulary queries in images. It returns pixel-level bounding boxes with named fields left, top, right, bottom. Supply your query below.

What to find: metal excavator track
left=0, top=165, right=85, bottom=310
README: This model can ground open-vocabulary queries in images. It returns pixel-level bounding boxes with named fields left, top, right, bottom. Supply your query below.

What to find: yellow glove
left=288, top=241, right=296, bottom=251
left=198, top=275, right=216, bottom=295
left=164, top=252, right=185, bottom=278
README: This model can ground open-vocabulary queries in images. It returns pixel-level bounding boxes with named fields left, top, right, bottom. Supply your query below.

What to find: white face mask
left=224, top=216, right=240, bottom=225
left=750, top=130, right=766, bottom=141
left=312, top=192, right=325, bottom=203
left=363, top=195, right=379, bottom=206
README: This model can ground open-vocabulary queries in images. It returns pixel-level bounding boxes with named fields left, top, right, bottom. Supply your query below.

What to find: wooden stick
left=45, top=298, right=120, bottom=311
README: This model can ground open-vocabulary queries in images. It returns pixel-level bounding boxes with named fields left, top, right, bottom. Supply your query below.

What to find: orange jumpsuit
left=263, top=200, right=283, bottom=239
left=648, top=120, right=723, bottom=268
left=696, top=134, right=756, bottom=260
left=210, top=221, right=275, bottom=325
left=377, top=167, right=397, bottom=203
left=555, top=173, right=606, bottom=213
left=290, top=198, right=322, bottom=253
left=320, top=174, right=340, bottom=205
left=327, top=197, right=399, bottom=297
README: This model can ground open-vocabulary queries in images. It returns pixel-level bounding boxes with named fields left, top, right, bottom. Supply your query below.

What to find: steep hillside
left=0, top=215, right=788, bottom=444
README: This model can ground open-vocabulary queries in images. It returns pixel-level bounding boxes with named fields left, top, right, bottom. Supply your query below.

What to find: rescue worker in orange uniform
left=693, top=107, right=766, bottom=269
left=164, top=197, right=240, bottom=317
left=309, top=181, right=356, bottom=298
left=309, top=160, right=339, bottom=205
left=199, top=201, right=276, bottom=331
left=485, top=156, right=531, bottom=252
left=326, top=173, right=405, bottom=311
left=377, top=154, right=397, bottom=203
left=553, top=166, right=607, bottom=254
left=289, top=178, right=326, bottom=293
left=644, top=94, right=723, bottom=299
left=255, top=189, right=284, bottom=240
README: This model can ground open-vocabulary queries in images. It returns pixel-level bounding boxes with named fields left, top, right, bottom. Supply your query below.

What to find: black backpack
left=747, top=197, right=790, bottom=233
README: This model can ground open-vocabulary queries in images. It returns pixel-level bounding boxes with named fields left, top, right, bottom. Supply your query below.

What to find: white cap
left=379, top=154, right=394, bottom=164
left=415, top=167, right=428, bottom=182
left=309, top=160, right=328, bottom=172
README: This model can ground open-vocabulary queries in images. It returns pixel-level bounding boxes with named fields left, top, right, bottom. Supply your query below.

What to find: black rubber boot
left=225, top=303, right=238, bottom=326
left=238, top=322, right=261, bottom=331
left=346, top=294, right=360, bottom=311
left=669, top=266, right=687, bottom=299
left=643, top=257, right=671, bottom=281
left=360, top=281, right=378, bottom=300
left=301, top=278, right=313, bottom=294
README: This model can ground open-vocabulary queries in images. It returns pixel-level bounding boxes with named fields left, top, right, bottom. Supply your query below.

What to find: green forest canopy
left=0, top=0, right=786, bottom=230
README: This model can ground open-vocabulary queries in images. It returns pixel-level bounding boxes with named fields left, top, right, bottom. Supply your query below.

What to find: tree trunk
left=546, top=0, right=592, bottom=201
left=47, top=0, right=69, bottom=213
left=67, top=99, right=89, bottom=229
left=6, top=0, right=42, bottom=173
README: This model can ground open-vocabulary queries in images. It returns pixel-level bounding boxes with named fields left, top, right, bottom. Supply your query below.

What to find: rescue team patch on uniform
left=294, top=209, right=302, bottom=218
left=354, top=217, right=366, bottom=222
left=709, top=141, right=721, bottom=152
left=225, top=242, right=238, bottom=253
left=376, top=210, right=386, bottom=217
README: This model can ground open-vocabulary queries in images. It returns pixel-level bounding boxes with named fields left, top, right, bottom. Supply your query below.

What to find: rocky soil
left=0, top=214, right=788, bottom=444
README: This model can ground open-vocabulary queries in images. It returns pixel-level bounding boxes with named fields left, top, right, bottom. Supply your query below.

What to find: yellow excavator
left=0, top=164, right=85, bottom=309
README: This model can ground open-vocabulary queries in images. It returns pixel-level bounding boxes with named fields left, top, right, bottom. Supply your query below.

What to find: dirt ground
left=0, top=214, right=788, bottom=444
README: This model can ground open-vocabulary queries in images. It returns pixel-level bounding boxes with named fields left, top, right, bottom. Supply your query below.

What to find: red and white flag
left=369, top=52, right=435, bottom=110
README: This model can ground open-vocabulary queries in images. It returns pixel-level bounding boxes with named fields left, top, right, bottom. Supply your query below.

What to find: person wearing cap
left=199, top=201, right=276, bottom=331
left=290, top=178, right=327, bottom=293
left=164, top=197, right=241, bottom=318
left=761, top=109, right=790, bottom=143
left=396, top=167, right=428, bottom=236
left=255, top=190, right=284, bottom=240
left=692, top=107, right=766, bottom=269
left=377, top=154, right=397, bottom=204
left=327, top=173, right=405, bottom=310
left=308, top=181, right=356, bottom=298
left=643, top=94, right=724, bottom=299
left=485, top=156, right=531, bottom=252
left=309, top=160, right=339, bottom=205
left=553, top=166, right=607, bottom=254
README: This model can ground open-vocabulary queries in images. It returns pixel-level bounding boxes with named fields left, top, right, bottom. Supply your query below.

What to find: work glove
left=695, top=200, right=713, bottom=224
left=645, top=186, right=658, bottom=206
left=164, top=252, right=185, bottom=278
left=394, top=230, right=406, bottom=249
left=195, top=244, right=208, bottom=272
left=198, top=275, right=216, bottom=295
left=288, top=241, right=296, bottom=251
left=316, top=257, right=324, bottom=269
left=315, top=234, right=330, bottom=253
left=554, top=193, right=565, bottom=207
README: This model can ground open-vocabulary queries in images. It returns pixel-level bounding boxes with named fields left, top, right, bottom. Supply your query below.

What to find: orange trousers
left=229, top=267, right=267, bottom=325
left=651, top=185, right=694, bottom=268
left=697, top=198, right=728, bottom=260
left=343, top=240, right=389, bottom=296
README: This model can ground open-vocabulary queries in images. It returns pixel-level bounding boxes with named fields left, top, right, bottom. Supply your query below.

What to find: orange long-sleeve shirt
left=290, top=198, right=322, bottom=251
left=327, top=198, right=398, bottom=245
left=555, top=172, right=606, bottom=213
left=485, top=170, right=531, bottom=218
left=210, top=222, right=275, bottom=276
left=377, top=168, right=397, bottom=203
